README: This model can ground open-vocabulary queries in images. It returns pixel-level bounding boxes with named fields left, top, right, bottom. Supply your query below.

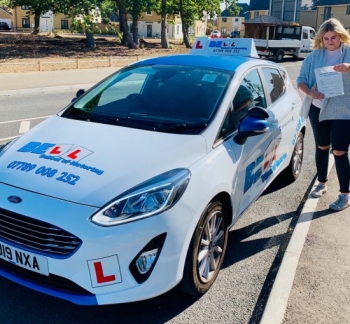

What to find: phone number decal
left=7, top=161, right=80, bottom=186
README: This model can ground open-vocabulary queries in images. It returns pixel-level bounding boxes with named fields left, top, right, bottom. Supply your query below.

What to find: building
left=314, top=0, right=350, bottom=30
left=0, top=6, right=13, bottom=28
left=217, top=3, right=249, bottom=37
left=299, top=9, right=316, bottom=28
left=248, top=0, right=269, bottom=19
left=11, top=6, right=73, bottom=31
left=128, top=10, right=207, bottom=39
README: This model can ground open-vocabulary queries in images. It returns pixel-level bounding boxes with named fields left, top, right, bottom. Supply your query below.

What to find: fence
left=0, top=56, right=140, bottom=72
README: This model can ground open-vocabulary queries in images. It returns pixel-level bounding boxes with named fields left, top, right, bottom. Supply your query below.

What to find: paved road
left=0, top=61, right=319, bottom=324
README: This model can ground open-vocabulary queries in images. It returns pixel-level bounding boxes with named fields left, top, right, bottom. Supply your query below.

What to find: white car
left=210, top=30, right=221, bottom=38
left=0, top=37, right=305, bottom=305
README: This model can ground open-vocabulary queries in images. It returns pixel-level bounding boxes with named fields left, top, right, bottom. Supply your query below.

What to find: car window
left=261, top=68, right=286, bottom=104
left=62, top=64, right=232, bottom=135
left=232, top=69, right=266, bottom=129
left=310, top=29, right=315, bottom=39
left=218, top=109, right=235, bottom=140
left=98, top=73, right=147, bottom=106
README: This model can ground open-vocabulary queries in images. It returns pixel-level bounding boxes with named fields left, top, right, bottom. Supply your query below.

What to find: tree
left=225, top=0, right=242, bottom=17
left=9, top=0, right=56, bottom=34
left=128, top=0, right=150, bottom=46
left=160, top=0, right=168, bottom=48
left=115, top=0, right=136, bottom=48
left=56, top=0, right=101, bottom=49
left=177, top=0, right=221, bottom=48
left=99, top=0, right=118, bottom=23
left=152, top=0, right=176, bottom=48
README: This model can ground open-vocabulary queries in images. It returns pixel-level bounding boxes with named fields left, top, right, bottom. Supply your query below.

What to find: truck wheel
left=275, top=50, right=284, bottom=63
left=179, top=201, right=228, bottom=296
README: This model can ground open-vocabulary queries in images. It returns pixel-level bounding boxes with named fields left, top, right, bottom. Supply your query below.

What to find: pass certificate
left=315, top=66, right=344, bottom=98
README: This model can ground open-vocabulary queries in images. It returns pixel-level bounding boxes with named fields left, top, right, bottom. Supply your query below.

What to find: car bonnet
left=0, top=115, right=207, bottom=207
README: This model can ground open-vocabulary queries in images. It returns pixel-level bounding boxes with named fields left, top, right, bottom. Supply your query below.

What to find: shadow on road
left=0, top=175, right=317, bottom=324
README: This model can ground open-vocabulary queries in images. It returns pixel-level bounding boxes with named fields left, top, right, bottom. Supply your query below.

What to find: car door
left=260, top=67, right=300, bottom=163
left=229, top=68, right=281, bottom=219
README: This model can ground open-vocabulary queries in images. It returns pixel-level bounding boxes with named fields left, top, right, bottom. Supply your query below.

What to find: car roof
left=133, top=54, right=256, bottom=72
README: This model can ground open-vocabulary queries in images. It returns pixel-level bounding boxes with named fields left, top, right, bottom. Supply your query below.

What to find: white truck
left=254, top=25, right=316, bottom=62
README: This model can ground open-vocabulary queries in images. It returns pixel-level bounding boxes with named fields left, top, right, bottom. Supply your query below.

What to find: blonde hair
left=313, top=18, right=350, bottom=49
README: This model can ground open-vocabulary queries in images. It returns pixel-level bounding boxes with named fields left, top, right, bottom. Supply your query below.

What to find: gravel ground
left=0, top=33, right=190, bottom=73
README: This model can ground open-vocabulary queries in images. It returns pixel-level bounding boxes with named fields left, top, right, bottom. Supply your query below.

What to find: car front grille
left=0, top=257, right=92, bottom=295
left=0, top=207, right=82, bottom=257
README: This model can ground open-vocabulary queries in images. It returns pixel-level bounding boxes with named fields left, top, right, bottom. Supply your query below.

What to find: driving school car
left=0, top=37, right=305, bottom=305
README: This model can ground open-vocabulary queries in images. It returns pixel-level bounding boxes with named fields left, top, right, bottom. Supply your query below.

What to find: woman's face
left=323, top=31, right=341, bottom=51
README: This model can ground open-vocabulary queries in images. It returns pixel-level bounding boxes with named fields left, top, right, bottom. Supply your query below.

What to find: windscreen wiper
left=156, top=123, right=207, bottom=133
left=62, top=115, right=91, bottom=122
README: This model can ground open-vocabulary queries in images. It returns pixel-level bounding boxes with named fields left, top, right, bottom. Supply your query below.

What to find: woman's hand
left=307, top=90, right=325, bottom=100
left=334, top=63, right=350, bottom=73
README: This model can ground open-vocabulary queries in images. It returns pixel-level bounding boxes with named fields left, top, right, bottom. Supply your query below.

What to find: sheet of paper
left=315, top=66, right=344, bottom=98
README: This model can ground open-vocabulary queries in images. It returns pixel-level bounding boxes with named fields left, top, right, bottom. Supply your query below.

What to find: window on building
left=61, top=20, right=69, bottom=29
left=235, top=18, right=239, bottom=22
left=222, top=18, right=227, bottom=23
left=323, top=7, right=331, bottom=21
left=347, top=5, right=350, bottom=14
left=22, top=17, right=30, bottom=28
left=254, top=12, right=259, bottom=17
left=176, top=25, right=180, bottom=35
left=21, top=5, right=28, bottom=10
left=146, top=11, right=152, bottom=15
left=221, top=27, right=227, bottom=34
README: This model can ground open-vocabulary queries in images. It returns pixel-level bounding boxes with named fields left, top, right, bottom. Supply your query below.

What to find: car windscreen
left=61, top=64, right=232, bottom=134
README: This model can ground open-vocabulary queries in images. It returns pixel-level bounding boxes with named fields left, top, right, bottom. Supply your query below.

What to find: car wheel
left=179, top=201, right=228, bottom=296
left=275, top=50, right=284, bottom=63
left=280, top=132, right=304, bottom=184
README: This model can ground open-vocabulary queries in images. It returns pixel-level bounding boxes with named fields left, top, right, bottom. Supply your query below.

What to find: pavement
left=0, top=68, right=349, bottom=323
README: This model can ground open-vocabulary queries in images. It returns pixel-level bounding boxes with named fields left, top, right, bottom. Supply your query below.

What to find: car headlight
left=91, top=168, right=191, bottom=226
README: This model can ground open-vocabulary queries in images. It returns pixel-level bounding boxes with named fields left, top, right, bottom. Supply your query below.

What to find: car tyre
left=280, top=132, right=304, bottom=184
left=179, top=201, right=228, bottom=296
left=275, top=50, right=284, bottom=63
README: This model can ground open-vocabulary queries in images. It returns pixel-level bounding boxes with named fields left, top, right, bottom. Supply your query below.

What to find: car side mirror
left=234, top=107, right=269, bottom=145
left=71, top=89, right=85, bottom=102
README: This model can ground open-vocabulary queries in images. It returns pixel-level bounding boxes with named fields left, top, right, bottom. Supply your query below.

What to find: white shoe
left=310, top=184, right=327, bottom=198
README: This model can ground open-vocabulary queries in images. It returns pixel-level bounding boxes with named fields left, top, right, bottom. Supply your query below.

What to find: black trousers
left=308, top=105, right=350, bottom=193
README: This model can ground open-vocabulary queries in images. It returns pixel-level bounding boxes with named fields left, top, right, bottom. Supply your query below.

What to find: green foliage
left=224, top=0, right=242, bottom=17
left=0, top=0, right=10, bottom=6
left=70, top=19, right=84, bottom=33
left=9, top=0, right=56, bottom=16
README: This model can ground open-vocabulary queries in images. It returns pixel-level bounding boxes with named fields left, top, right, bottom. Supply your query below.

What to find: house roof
left=249, top=0, right=269, bottom=11
left=0, top=6, right=12, bottom=16
left=243, top=15, right=287, bottom=25
left=221, top=3, right=249, bottom=17
left=314, top=0, right=349, bottom=5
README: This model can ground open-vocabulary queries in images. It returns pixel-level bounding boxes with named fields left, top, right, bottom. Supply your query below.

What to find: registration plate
left=0, top=241, right=49, bottom=276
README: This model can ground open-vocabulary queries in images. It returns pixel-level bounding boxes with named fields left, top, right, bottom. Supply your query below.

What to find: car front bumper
left=0, top=182, right=197, bottom=305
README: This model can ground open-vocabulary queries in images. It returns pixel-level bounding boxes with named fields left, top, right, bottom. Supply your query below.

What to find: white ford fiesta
left=0, top=37, right=305, bottom=305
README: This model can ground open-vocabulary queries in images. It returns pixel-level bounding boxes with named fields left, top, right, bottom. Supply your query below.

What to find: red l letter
left=94, top=262, right=116, bottom=283
left=195, top=41, right=203, bottom=49
left=67, top=149, right=81, bottom=160
left=50, top=146, right=61, bottom=155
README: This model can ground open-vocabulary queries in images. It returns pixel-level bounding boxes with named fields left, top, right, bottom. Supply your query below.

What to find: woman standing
left=297, top=18, right=350, bottom=211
